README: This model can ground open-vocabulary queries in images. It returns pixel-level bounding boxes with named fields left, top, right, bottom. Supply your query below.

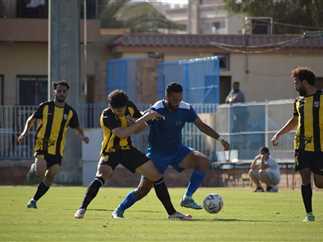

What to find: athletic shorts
left=146, top=145, right=193, bottom=174
left=34, top=151, right=62, bottom=168
left=100, top=147, right=149, bottom=173
left=295, top=150, right=323, bottom=175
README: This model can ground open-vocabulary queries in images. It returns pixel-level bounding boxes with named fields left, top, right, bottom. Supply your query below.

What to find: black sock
left=153, top=178, right=176, bottom=215
left=80, top=177, right=104, bottom=209
left=301, top=184, right=312, bottom=213
left=33, top=182, right=50, bottom=201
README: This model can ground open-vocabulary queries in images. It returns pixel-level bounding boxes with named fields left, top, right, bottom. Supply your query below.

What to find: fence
left=0, top=100, right=295, bottom=161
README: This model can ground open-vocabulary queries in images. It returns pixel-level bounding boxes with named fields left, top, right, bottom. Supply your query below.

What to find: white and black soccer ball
left=203, top=193, right=223, bottom=214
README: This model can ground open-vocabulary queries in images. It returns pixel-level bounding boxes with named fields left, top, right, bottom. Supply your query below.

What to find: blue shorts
left=146, top=145, right=193, bottom=174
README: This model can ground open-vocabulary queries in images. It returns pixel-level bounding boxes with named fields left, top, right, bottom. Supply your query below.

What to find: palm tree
left=99, top=0, right=184, bottom=32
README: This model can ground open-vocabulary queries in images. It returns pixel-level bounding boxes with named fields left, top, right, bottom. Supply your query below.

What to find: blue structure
left=157, top=56, right=220, bottom=103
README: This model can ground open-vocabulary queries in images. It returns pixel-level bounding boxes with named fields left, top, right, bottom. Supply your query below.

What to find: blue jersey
left=148, top=100, right=198, bottom=154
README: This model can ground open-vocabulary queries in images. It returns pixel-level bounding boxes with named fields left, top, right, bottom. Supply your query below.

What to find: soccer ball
left=203, top=193, right=223, bottom=214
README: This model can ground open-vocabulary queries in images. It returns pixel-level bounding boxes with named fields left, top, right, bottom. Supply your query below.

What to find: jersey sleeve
left=101, top=111, right=120, bottom=130
left=69, top=110, right=80, bottom=129
left=187, top=105, right=198, bottom=123
left=33, top=102, right=46, bottom=119
left=293, top=99, right=299, bottom=117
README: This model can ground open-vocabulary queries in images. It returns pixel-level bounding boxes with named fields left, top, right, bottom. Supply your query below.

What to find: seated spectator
left=248, top=147, right=280, bottom=192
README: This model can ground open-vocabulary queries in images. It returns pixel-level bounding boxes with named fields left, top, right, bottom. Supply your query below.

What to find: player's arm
left=126, top=101, right=147, bottom=134
left=69, top=111, right=89, bottom=143
left=271, top=116, right=298, bottom=146
left=194, top=117, right=230, bottom=150
left=112, top=110, right=164, bottom=138
left=17, top=113, right=36, bottom=144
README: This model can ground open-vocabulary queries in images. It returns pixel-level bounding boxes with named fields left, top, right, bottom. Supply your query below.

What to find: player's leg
left=26, top=155, right=55, bottom=208
left=135, top=160, right=191, bottom=220
left=259, top=170, right=279, bottom=192
left=313, top=174, right=323, bottom=188
left=74, top=158, right=113, bottom=219
left=178, top=149, right=209, bottom=209
left=299, top=168, right=314, bottom=222
left=112, top=176, right=153, bottom=218
left=248, top=169, right=264, bottom=192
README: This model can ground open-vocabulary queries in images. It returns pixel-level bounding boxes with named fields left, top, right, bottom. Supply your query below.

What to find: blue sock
left=184, top=170, right=206, bottom=198
left=116, top=191, right=138, bottom=213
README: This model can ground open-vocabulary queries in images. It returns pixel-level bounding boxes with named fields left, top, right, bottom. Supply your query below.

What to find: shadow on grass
left=192, top=218, right=288, bottom=223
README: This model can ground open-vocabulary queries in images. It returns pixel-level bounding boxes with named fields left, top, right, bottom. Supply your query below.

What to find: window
left=17, top=75, right=48, bottom=105
left=16, top=0, right=48, bottom=18
left=0, top=75, right=3, bottom=105
left=213, top=54, right=230, bottom=70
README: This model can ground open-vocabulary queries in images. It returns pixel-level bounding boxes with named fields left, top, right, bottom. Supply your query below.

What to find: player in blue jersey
left=112, top=82, right=230, bottom=218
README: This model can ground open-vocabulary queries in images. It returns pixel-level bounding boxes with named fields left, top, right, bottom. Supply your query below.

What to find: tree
left=224, top=0, right=323, bottom=34
left=99, top=0, right=185, bottom=32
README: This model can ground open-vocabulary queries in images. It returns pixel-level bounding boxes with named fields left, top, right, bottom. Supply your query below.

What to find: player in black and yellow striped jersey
left=17, top=80, right=89, bottom=209
left=272, top=67, right=323, bottom=222
left=74, top=90, right=192, bottom=220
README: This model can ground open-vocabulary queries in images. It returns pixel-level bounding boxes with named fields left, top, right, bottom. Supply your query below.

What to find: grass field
left=0, top=186, right=322, bottom=242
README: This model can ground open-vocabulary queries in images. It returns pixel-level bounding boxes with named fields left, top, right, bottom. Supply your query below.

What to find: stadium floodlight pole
left=83, top=0, right=88, bottom=97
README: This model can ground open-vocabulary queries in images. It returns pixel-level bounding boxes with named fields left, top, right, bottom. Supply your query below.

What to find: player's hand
left=82, top=136, right=89, bottom=144
left=17, top=133, right=26, bottom=144
left=220, top=139, right=230, bottom=151
left=126, top=115, right=136, bottom=125
left=144, top=110, right=165, bottom=121
left=271, top=134, right=280, bottom=146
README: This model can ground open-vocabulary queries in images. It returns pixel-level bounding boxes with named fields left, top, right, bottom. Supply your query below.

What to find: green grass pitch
left=0, top=186, right=322, bottom=242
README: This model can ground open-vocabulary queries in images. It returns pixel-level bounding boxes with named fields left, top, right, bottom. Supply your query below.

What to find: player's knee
left=196, top=157, right=209, bottom=171
left=96, top=165, right=112, bottom=181
left=314, top=177, right=323, bottom=188
left=134, top=184, right=152, bottom=200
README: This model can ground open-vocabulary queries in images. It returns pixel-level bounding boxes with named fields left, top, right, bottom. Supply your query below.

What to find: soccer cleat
left=26, top=199, right=37, bottom=209
left=74, top=208, right=86, bottom=219
left=111, top=209, right=124, bottom=219
left=180, top=197, right=203, bottom=209
left=254, top=187, right=265, bottom=192
left=303, top=213, right=315, bottom=222
left=168, top=211, right=192, bottom=221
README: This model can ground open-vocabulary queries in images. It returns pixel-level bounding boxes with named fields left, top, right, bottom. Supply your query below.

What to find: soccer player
left=17, top=80, right=89, bottom=208
left=112, top=82, right=230, bottom=218
left=74, top=90, right=191, bottom=220
left=272, top=67, right=323, bottom=222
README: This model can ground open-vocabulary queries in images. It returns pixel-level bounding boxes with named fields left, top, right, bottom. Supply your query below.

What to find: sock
left=153, top=178, right=176, bottom=215
left=184, top=170, right=206, bottom=198
left=80, top=177, right=104, bottom=209
left=301, top=184, right=312, bottom=213
left=116, top=191, right=138, bottom=213
left=33, top=182, right=50, bottom=201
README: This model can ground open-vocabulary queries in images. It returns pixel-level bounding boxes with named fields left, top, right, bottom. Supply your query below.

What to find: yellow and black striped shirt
left=33, top=101, right=79, bottom=157
left=100, top=101, right=142, bottom=154
left=294, top=90, right=323, bottom=152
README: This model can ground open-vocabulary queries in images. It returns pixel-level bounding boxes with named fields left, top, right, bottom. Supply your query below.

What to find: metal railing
left=0, top=100, right=295, bottom=161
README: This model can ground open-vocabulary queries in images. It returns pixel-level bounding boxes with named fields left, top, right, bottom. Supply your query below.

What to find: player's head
left=291, top=67, right=316, bottom=96
left=233, top=81, right=240, bottom=92
left=259, top=146, right=270, bottom=160
left=166, top=82, right=183, bottom=110
left=53, top=80, right=69, bottom=103
left=108, top=89, right=128, bottom=116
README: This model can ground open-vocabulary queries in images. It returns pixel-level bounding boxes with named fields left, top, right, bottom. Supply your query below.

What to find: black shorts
left=295, top=150, right=323, bottom=175
left=34, top=151, right=62, bottom=169
left=100, top=147, right=149, bottom=173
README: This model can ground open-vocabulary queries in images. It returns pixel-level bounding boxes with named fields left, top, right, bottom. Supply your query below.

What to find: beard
left=56, top=96, right=66, bottom=103
left=297, top=87, right=307, bottom=96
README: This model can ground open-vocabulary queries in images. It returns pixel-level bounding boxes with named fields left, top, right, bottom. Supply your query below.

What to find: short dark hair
left=108, top=89, right=128, bottom=108
left=259, top=146, right=270, bottom=155
left=53, top=80, right=70, bottom=90
left=291, top=67, right=316, bottom=86
left=166, top=82, right=183, bottom=95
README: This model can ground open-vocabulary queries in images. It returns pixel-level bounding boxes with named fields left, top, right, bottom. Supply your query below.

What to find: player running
left=74, top=89, right=191, bottom=220
left=17, top=80, right=89, bottom=209
left=112, top=82, right=230, bottom=218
